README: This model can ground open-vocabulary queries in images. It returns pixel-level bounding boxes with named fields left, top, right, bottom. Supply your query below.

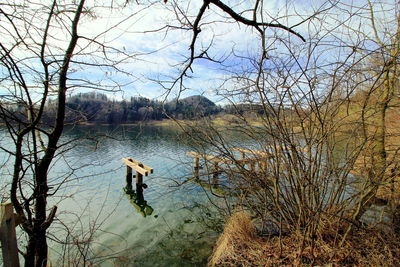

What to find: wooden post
left=126, top=165, right=133, bottom=188
left=0, top=202, right=20, bottom=267
left=193, top=157, right=199, bottom=169
left=193, top=157, right=200, bottom=179
left=135, top=163, right=144, bottom=196
left=136, top=163, right=144, bottom=187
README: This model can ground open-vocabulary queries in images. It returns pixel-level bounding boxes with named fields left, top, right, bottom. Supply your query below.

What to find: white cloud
left=1, top=0, right=398, bottom=103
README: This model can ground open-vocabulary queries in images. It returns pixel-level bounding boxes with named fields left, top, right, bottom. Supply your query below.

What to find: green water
left=1, top=124, right=380, bottom=266
left=0, top=125, right=230, bottom=266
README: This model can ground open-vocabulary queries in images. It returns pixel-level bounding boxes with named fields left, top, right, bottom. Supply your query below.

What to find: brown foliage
left=209, top=211, right=400, bottom=266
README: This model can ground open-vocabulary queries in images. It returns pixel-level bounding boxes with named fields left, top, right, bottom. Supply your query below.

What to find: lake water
left=0, top=125, right=232, bottom=266
left=0, top=124, right=387, bottom=266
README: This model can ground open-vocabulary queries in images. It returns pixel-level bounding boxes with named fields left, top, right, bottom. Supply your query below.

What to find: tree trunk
left=33, top=182, right=48, bottom=267
left=35, top=229, right=48, bottom=267
left=24, top=234, right=36, bottom=267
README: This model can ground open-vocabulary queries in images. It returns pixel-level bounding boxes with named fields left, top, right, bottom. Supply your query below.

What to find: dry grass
left=376, top=176, right=400, bottom=203
left=345, top=102, right=400, bottom=202
left=209, top=211, right=400, bottom=266
left=208, top=211, right=263, bottom=267
left=351, top=146, right=400, bottom=202
left=211, top=114, right=264, bottom=127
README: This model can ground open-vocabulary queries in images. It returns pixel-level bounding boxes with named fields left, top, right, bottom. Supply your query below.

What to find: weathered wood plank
left=187, top=151, right=269, bottom=165
left=231, top=147, right=273, bottom=157
left=0, top=202, right=20, bottom=267
left=186, top=152, right=234, bottom=164
left=125, top=157, right=154, bottom=174
left=136, top=162, right=144, bottom=186
left=187, top=151, right=218, bottom=161
left=267, top=145, right=309, bottom=153
left=236, top=156, right=265, bottom=164
left=121, top=158, right=149, bottom=176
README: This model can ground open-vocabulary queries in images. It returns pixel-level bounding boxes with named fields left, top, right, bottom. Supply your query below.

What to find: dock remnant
left=121, top=157, right=153, bottom=192
left=187, top=148, right=274, bottom=180
left=124, top=186, right=154, bottom=217
left=121, top=158, right=155, bottom=216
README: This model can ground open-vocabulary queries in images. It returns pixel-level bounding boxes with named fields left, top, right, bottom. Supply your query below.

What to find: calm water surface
left=0, top=125, right=235, bottom=266
left=1, top=125, right=374, bottom=266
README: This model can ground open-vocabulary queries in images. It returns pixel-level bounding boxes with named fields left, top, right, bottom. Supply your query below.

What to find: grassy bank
left=209, top=212, right=400, bottom=266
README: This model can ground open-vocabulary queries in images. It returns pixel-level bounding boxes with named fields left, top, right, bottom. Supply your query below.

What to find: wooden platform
left=121, top=157, right=153, bottom=176
left=187, top=147, right=276, bottom=178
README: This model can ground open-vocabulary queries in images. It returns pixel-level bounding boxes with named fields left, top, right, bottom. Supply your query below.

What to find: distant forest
left=39, top=92, right=264, bottom=124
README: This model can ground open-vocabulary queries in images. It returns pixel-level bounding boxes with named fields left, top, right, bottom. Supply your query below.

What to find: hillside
left=44, top=93, right=222, bottom=124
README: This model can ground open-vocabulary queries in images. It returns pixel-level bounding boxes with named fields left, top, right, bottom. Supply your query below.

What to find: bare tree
left=0, top=1, right=138, bottom=265
left=1, top=0, right=398, bottom=265
left=335, top=0, right=400, bottom=238
left=153, top=0, right=322, bottom=99
left=158, top=0, right=400, bottom=263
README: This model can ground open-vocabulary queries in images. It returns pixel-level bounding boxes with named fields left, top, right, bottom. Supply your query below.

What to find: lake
left=0, top=125, right=233, bottom=266
left=1, top=124, right=372, bottom=266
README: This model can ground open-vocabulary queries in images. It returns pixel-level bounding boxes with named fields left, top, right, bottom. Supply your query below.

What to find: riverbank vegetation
left=3, top=90, right=268, bottom=126
left=54, top=92, right=265, bottom=125
left=1, top=0, right=400, bottom=266
left=209, top=212, right=400, bottom=266
left=168, top=1, right=400, bottom=266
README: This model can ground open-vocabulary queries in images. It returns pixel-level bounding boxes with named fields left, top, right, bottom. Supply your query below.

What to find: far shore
left=71, top=115, right=266, bottom=127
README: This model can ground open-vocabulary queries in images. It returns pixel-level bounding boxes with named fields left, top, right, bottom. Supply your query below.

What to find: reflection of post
left=123, top=187, right=154, bottom=217
left=136, top=186, right=145, bottom=203
left=0, top=202, right=20, bottom=267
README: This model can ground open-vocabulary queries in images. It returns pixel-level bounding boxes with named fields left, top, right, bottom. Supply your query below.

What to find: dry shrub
left=352, top=147, right=400, bottom=203
left=208, top=211, right=263, bottom=266
left=209, top=211, right=400, bottom=266
left=376, top=174, right=400, bottom=203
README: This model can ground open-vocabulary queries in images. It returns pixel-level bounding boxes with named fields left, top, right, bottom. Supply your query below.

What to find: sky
left=0, top=0, right=398, bottom=105
left=70, top=0, right=323, bottom=103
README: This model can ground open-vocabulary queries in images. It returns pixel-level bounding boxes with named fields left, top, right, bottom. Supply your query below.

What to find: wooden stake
left=0, top=202, right=20, bottom=267
left=193, top=157, right=200, bottom=179
left=136, top=163, right=144, bottom=186
left=126, top=165, right=132, bottom=186
left=122, top=158, right=151, bottom=176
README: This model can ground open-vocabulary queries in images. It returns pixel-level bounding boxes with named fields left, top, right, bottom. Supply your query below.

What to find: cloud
left=2, top=0, right=397, bottom=103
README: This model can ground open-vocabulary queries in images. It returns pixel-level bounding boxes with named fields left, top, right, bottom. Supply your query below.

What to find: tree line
left=41, top=92, right=267, bottom=124
left=2, top=0, right=399, bottom=266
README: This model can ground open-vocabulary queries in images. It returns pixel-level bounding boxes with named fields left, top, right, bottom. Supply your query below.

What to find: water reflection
left=0, top=124, right=241, bottom=266
left=124, top=185, right=154, bottom=217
